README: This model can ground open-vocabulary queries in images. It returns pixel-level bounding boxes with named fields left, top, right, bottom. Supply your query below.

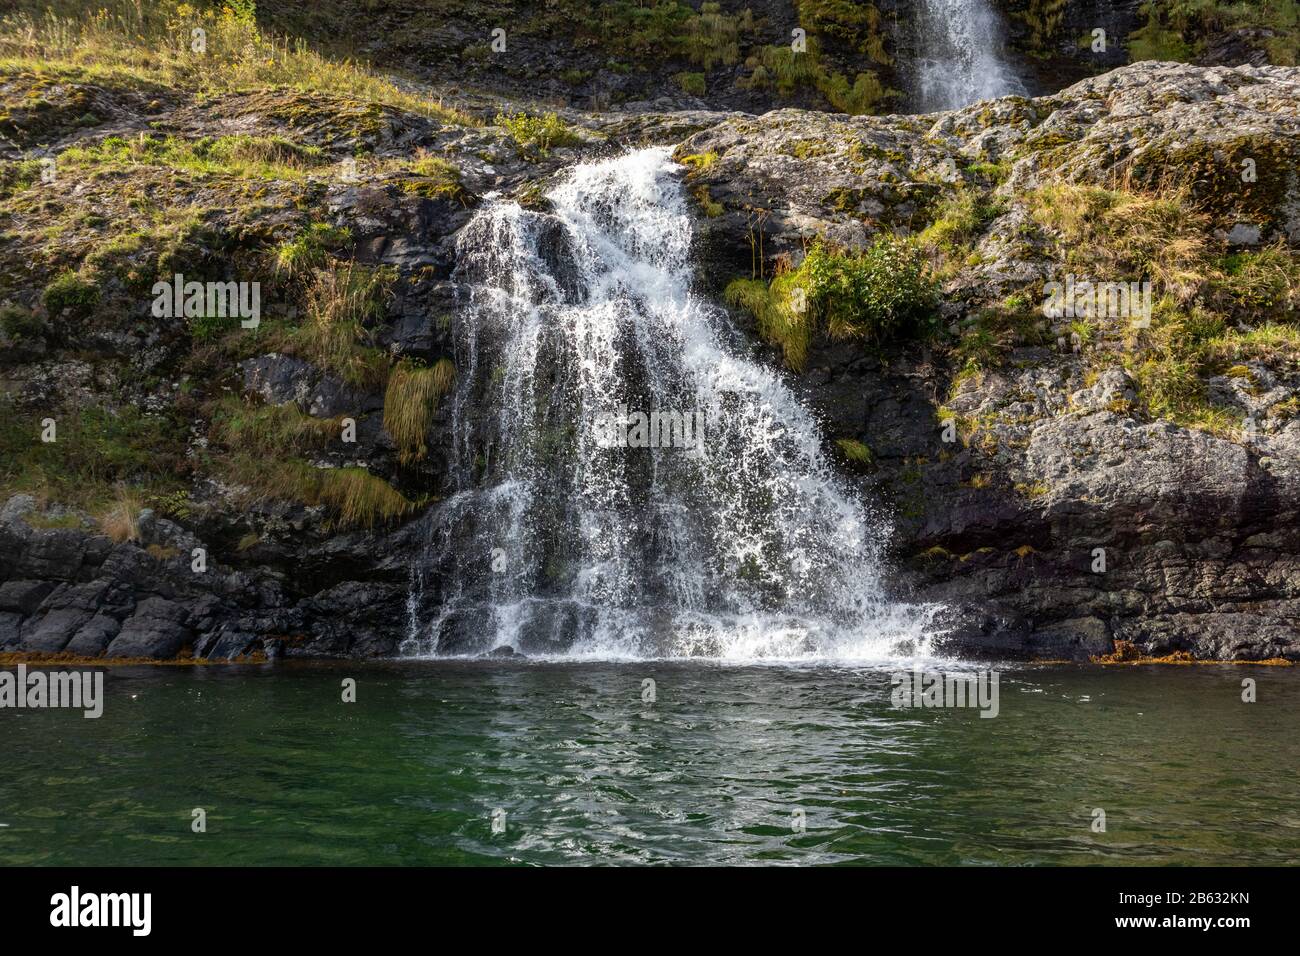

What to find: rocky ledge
left=1, top=54, right=1297, bottom=662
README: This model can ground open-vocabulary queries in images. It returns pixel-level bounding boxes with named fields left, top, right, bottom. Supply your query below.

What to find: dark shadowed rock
left=104, top=597, right=191, bottom=659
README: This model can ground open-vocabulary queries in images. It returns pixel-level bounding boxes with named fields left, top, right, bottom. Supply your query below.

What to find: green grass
left=674, top=71, right=706, bottom=96
left=724, top=275, right=811, bottom=370
left=222, top=454, right=417, bottom=529
left=0, top=1, right=474, bottom=125
left=0, top=401, right=187, bottom=509
left=918, top=190, right=1006, bottom=257
left=278, top=262, right=393, bottom=389
left=210, top=397, right=346, bottom=454
left=0, top=303, right=43, bottom=339
left=400, top=154, right=464, bottom=201
left=835, top=438, right=874, bottom=468
left=1128, top=0, right=1299, bottom=66
left=274, top=222, right=354, bottom=277
left=0, top=158, right=44, bottom=197
left=495, top=111, right=582, bottom=159
left=42, top=269, right=99, bottom=315
left=59, top=133, right=327, bottom=181
left=741, top=33, right=896, bottom=115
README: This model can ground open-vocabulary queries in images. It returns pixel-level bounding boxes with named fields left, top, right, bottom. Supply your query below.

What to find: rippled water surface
left=2, top=662, right=1297, bottom=865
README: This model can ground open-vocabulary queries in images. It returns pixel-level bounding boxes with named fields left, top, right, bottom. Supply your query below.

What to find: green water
left=1, top=662, right=1297, bottom=865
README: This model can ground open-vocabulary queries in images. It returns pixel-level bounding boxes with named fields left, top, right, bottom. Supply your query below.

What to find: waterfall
left=911, top=0, right=1025, bottom=111
left=402, top=147, right=940, bottom=660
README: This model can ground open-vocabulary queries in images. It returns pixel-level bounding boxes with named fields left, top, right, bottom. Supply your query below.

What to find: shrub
left=798, top=236, right=939, bottom=342
left=42, top=270, right=99, bottom=316
left=274, top=222, right=353, bottom=277
left=495, top=112, right=582, bottom=158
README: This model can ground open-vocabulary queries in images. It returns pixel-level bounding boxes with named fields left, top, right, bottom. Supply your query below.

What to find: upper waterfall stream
left=911, top=0, right=1025, bottom=111
left=403, top=147, right=940, bottom=660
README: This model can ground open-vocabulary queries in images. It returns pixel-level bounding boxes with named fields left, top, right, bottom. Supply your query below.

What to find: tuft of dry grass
left=383, top=358, right=456, bottom=464
left=1028, top=182, right=1215, bottom=303
left=97, top=483, right=143, bottom=543
left=222, top=455, right=416, bottom=529
left=283, top=262, right=393, bottom=388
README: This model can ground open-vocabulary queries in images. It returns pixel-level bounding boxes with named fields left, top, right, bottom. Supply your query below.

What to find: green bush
left=798, top=236, right=939, bottom=342
left=495, top=112, right=582, bottom=158
left=675, top=71, right=706, bottom=96
left=42, top=270, right=100, bottom=316
left=274, top=222, right=353, bottom=276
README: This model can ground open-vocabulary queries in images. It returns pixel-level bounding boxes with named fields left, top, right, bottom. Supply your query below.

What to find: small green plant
left=402, top=154, right=464, bottom=201
left=42, top=270, right=100, bottom=317
left=495, top=111, right=581, bottom=159
left=274, top=222, right=354, bottom=277
left=692, top=185, right=724, bottom=217
left=674, top=71, right=706, bottom=96
left=835, top=438, right=874, bottom=469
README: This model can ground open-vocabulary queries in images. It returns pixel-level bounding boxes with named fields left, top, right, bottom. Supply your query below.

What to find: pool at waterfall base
left=2, top=660, right=1296, bottom=866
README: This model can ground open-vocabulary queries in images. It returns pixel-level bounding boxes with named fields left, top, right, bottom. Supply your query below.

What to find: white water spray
left=403, top=147, right=940, bottom=660
left=912, top=0, right=1025, bottom=111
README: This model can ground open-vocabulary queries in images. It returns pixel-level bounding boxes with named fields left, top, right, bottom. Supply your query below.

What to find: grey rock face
left=104, top=597, right=191, bottom=659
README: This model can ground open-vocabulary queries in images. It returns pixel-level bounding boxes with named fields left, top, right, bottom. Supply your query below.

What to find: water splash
left=403, top=147, right=941, bottom=660
left=911, top=0, right=1025, bottom=111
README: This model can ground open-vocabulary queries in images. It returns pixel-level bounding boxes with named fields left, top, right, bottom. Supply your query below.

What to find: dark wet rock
left=64, top=614, right=123, bottom=658
left=21, top=608, right=96, bottom=654
left=0, top=611, right=25, bottom=650
left=0, top=579, right=54, bottom=615
left=104, top=597, right=192, bottom=659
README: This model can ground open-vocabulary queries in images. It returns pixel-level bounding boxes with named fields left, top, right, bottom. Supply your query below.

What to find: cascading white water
left=912, top=0, right=1025, bottom=111
left=403, top=147, right=941, bottom=660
